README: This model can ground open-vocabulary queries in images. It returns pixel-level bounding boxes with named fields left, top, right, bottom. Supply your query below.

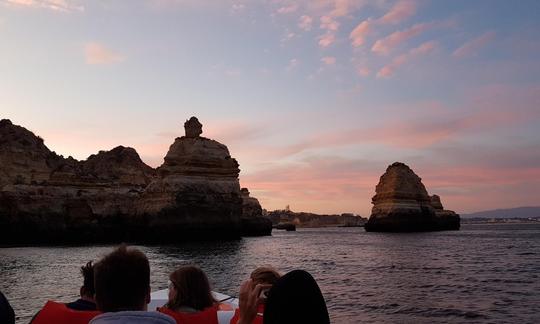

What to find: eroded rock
left=365, top=162, right=460, bottom=232
left=0, top=118, right=271, bottom=244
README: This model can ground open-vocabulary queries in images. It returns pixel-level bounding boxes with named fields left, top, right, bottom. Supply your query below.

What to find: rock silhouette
left=365, top=162, right=460, bottom=232
left=0, top=118, right=271, bottom=244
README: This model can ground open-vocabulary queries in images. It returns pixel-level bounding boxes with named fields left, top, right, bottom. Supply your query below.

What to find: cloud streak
left=453, top=31, right=496, bottom=58
left=4, top=0, right=83, bottom=12
left=372, top=22, right=431, bottom=55
left=377, top=40, right=437, bottom=78
left=84, top=42, right=125, bottom=65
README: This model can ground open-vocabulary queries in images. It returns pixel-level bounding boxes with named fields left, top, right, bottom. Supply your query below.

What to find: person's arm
left=237, top=280, right=271, bottom=324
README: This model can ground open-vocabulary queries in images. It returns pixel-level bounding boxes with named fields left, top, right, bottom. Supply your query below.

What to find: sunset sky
left=1, top=0, right=539, bottom=216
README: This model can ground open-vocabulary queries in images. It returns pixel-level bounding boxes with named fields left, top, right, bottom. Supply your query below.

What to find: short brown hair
left=166, top=265, right=216, bottom=311
left=250, top=266, right=281, bottom=285
left=94, top=245, right=150, bottom=312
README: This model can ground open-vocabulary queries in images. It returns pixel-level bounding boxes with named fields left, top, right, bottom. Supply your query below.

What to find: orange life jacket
left=158, top=304, right=219, bottom=324
left=31, top=300, right=101, bottom=324
left=229, top=304, right=264, bottom=324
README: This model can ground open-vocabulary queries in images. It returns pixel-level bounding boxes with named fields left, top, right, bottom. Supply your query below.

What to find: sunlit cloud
left=453, top=31, right=496, bottom=58
left=4, top=0, right=83, bottom=12
left=377, top=40, right=437, bottom=78
left=298, top=15, right=313, bottom=31
left=350, top=18, right=372, bottom=47
left=321, top=56, right=336, bottom=65
left=277, top=3, right=298, bottom=14
left=84, top=42, right=125, bottom=65
left=378, top=0, right=417, bottom=25
left=318, top=32, right=336, bottom=47
left=356, top=66, right=370, bottom=77
left=371, top=22, right=431, bottom=55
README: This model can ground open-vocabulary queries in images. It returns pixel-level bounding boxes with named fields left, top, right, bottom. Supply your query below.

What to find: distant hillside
left=462, top=207, right=540, bottom=219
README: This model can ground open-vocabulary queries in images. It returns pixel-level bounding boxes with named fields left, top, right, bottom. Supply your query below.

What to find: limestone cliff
left=364, top=162, right=460, bottom=232
left=239, top=188, right=272, bottom=236
left=0, top=117, right=271, bottom=244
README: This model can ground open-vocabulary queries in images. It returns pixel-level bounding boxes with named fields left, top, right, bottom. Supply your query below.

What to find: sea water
left=1, top=224, right=539, bottom=323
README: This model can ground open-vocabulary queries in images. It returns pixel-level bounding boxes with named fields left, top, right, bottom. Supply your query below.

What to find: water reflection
left=1, top=225, right=540, bottom=323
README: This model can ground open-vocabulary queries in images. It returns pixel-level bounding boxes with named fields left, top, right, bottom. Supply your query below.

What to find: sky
left=1, top=0, right=539, bottom=216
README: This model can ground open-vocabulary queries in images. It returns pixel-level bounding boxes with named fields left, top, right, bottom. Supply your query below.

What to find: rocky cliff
left=0, top=117, right=271, bottom=244
left=364, top=162, right=460, bottom=232
left=239, top=188, right=272, bottom=236
left=267, top=209, right=366, bottom=228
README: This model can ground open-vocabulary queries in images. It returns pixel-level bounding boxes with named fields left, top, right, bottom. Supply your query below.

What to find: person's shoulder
left=66, top=299, right=97, bottom=311
left=90, top=311, right=175, bottom=324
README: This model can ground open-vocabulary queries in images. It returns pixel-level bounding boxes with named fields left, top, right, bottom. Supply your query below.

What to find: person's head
left=80, top=261, right=95, bottom=302
left=264, top=270, right=329, bottom=324
left=166, top=265, right=216, bottom=311
left=93, top=245, right=150, bottom=312
left=250, top=267, right=281, bottom=286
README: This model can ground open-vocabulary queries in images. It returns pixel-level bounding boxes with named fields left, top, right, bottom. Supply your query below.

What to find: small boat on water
left=149, top=289, right=239, bottom=323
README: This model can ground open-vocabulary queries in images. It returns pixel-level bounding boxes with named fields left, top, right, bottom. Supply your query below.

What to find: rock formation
left=364, top=162, right=460, bottom=232
left=239, top=188, right=272, bottom=236
left=0, top=117, right=271, bottom=244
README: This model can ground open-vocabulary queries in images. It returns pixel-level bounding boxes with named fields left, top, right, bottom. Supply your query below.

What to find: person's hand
left=237, top=279, right=271, bottom=324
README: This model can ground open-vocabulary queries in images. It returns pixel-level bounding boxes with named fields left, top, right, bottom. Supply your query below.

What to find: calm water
left=1, top=224, right=540, bottom=323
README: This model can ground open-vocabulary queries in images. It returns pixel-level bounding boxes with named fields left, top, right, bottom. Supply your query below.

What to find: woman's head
left=166, top=265, right=216, bottom=311
left=264, top=270, right=329, bottom=324
left=250, top=267, right=281, bottom=286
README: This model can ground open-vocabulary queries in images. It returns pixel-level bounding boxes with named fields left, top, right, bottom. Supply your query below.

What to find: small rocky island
left=0, top=117, right=272, bottom=244
left=365, top=162, right=460, bottom=232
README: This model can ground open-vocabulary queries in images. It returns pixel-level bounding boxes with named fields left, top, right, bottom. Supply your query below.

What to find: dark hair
left=250, top=267, right=281, bottom=286
left=166, top=265, right=216, bottom=311
left=264, top=270, right=329, bottom=324
left=94, top=245, right=150, bottom=312
left=81, top=261, right=95, bottom=297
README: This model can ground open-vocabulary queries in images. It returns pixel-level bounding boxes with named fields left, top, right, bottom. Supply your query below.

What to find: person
left=31, top=261, right=100, bottom=324
left=237, top=270, right=329, bottom=324
left=157, top=265, right=219, bottom=324
left=230, top=267, right=281, bottom=324
left=68, top=261, right=98, bottom=310
left=0, top=291, right=15, bottom=324
left=89, top=245, right=175, bottom=324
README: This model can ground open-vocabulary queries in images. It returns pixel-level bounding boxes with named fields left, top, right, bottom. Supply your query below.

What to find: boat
left=149, top=289, right=239, bottom=323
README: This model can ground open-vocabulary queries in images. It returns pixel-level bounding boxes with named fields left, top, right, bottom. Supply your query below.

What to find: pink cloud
left=5, top=0, right=83, bottom=12
left=371, top=22, right=431, bottom=55
left=376, top=40, right=437, bottom=78
left=84, top=42, right=124, bottom=65
left=321, top=56, right=336, bottom=65
left=277, top=3, right=298, bottom=14
left=320, top=15, right=339, bottom=31
left=349, top=18, right=371, bottom=47
left=329, top=0, right=365, bottom=17
left=298, top=15, right=313, bottom=31
left=318, top=32, right=336, bottom=47
left=378, top=0, right=417, bottom=25
left=453, top=31, right=496, bottom=58
left=356, top=66, right=370, bottom=77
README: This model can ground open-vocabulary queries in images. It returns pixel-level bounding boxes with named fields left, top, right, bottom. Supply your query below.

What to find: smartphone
left=259, top=288, right=270, bottom=299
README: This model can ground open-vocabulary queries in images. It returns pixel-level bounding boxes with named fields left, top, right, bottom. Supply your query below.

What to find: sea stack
left=239, top=188, right=272, bottom=236
left=364, top=162, right=460, bottom=232
left=0, top=117, right=271, bottom=244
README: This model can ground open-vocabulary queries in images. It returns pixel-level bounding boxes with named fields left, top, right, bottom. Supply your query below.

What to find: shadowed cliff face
left=0, top=117, right=271, bottom=244
left=365, top=162, right=460, bottom=232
